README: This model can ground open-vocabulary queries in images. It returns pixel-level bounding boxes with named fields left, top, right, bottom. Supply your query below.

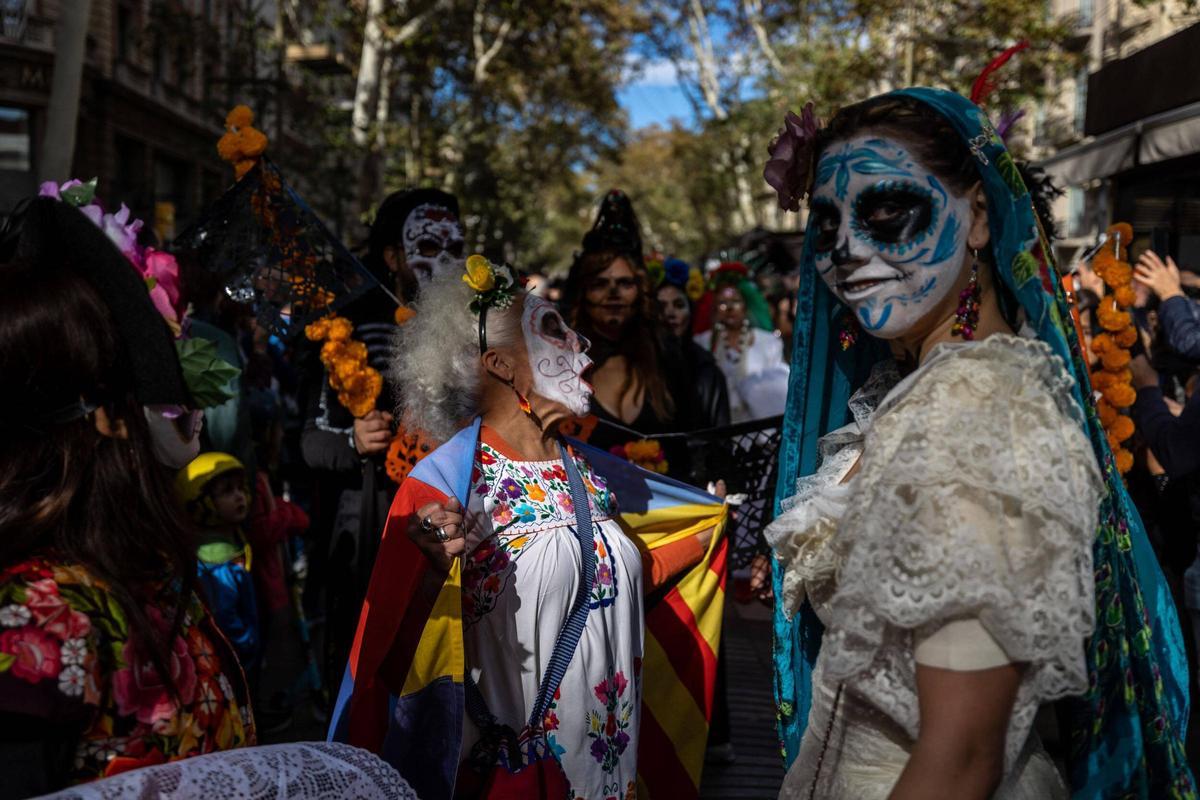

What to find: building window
left=0, top=106, right=31, bottom=172
left=1068, top=187, right=1086, bottom=238
left=117, top=2, right=134, bottom=62
left=1073, top=68, right=1088, bottom=135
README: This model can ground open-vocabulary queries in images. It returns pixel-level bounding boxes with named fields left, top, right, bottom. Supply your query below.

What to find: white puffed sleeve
left=821, top=336, right=1105, bottom=773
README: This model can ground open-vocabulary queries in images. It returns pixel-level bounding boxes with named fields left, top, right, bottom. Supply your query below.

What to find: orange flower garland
left=305, top=316, right=382, bottom=418
left=1088, top=222, right=1138, bottom=474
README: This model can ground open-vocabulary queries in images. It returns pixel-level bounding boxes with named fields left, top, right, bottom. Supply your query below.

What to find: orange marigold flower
left=1100, top=348, right=1131, bottom=371
left=1114, top=325, right=1138, bottom=348
left=1105, top=262, right=1133, bottom=288
left=305, top=318, right=332, bottom=341
left=321, top=339, right=348, bottom=363
left=394, top=305, right=416, bottom=325
left=328, top=317, right=354, bottom=342
left=1096, top=398, right=1118, bottom=428
left=1111, top=415, right=1135, bottom=443
left=239, top=128, right=268, bottom=158
left=1097, top=306, right=1131, bottom=332
left=217, top=134, right=241, bottom=163
left=226, top=105, right=254, bottom=129
left=1090, top=333, right=1113, bottom=355
left=1107, top=222, right=1133, bottom=249
left=1091, top=370, right=1114, bottom=389
left=1102, top=382, right=1136, bottom=408
left=1113, top=285, right=1137, bottom=308
left=1114, top=447, right=1134, bottom=474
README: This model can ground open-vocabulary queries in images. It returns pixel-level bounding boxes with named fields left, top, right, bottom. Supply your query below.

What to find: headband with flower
left=462, top=254, right=522, bottom=352
left=762, top=102, right=822, bottom=212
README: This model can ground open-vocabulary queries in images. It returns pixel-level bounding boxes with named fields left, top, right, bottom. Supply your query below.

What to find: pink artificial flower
left=763, top=103, right=821, bottom=212
left=113, top=631, right=198, bottom=724
left=25, top=578, right=91, bottom=640
left=100, top=204, right=144, bottom=263
left=0, top=626, right=61, bottom=683
left=141, top=248, right=185, bottom=321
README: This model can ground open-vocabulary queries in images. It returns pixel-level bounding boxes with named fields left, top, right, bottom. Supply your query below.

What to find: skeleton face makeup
left=809, top=134, right=973, bottom=339
left=402, top=204, right=466, bottom=285
left=521, top=296, right=593, bottom=417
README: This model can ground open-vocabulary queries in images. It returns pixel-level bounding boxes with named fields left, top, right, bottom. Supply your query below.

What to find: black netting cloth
left=173, top=159, right=379, bottom=338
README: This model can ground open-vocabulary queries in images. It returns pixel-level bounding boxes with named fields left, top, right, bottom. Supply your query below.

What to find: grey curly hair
left=389, top=273, right=524, bottom=442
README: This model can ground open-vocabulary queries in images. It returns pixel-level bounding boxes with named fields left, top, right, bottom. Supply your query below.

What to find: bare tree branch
left=743, top=0, right=785, bottom=74
left=473, top=0, right=521, bottom=84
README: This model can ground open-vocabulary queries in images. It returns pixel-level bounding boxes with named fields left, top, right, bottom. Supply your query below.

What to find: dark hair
left=565, top=249, right=675, bottom=421
left=0, top=257, right=196, bottom=696
left=817, top=96, right=980, bottom=194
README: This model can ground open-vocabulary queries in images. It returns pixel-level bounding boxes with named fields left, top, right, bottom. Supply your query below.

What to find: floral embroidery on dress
left=590, top=528, right=620, bottom=609
left=475, top=442, right=616, bottom=531
left=587, top=671, right=634, bottom=773
left=462, top=533, right=532, bottom=626
left=464, top=443, right=622, bottom=626
left=0, top=555, right=254, bottom=783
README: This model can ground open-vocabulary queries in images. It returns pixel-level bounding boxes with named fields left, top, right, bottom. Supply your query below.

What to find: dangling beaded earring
left=952, top=250, right=982, bottom=340
left=839, top=310, right=859, bottom=350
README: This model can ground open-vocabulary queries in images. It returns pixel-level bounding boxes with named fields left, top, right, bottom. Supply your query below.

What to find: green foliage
left=175, top=338, right=240, bottom=409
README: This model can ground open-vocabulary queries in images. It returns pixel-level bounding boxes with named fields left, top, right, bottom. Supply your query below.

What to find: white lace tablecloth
left=40, top=742, right=418, bottom=800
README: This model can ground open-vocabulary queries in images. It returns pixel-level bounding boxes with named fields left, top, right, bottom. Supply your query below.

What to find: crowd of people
left=0, top=84, right=1197, bottom=800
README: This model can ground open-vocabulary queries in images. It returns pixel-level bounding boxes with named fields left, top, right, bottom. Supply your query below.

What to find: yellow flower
left=525, top=484, right=546, bottom=502
left=686, top=267, right=706, bottom=302
left=463, top=254, right=495, bottom=292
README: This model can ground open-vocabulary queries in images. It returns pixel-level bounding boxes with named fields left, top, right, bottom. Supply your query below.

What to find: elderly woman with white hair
left=329, top=257, right=718, bottom=800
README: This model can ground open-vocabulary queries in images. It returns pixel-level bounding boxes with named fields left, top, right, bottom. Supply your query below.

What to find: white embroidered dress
left=765, top=335, right=1105, bottom=799
left=461, top=437, right=645, bottom=800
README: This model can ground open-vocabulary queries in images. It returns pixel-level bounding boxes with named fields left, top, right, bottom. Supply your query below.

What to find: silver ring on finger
left=421, top=515, right=435, bottom=532
left=435, top=526, right=450, bottom=543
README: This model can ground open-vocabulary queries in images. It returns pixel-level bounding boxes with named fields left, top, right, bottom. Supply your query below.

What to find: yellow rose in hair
left=463, top=254, right=496, bottom=292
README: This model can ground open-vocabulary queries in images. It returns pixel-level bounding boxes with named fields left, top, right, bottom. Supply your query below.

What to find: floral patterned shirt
left=461, top=437, right=644, bottom=800
left=0, top=554, right=255, bottom=785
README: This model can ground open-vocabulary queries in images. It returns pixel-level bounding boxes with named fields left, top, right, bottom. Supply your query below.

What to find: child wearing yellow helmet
left=176, top=453, right=260, bottom=670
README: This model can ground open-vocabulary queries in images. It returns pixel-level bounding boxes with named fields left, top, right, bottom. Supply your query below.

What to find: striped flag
left=329, top=420, right=729, bottom=800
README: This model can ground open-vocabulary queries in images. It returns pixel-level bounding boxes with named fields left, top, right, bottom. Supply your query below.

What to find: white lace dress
left=461, top=438, right=645, bottom=800
left=765, top=335, right=1105, bottom=799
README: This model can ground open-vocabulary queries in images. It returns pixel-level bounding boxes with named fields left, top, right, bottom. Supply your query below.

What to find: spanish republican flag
left=328, top=418, right=728, bottom=800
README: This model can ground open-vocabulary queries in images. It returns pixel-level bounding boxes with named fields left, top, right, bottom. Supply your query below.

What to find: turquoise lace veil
left=770, top=87, right=1196, bottom=797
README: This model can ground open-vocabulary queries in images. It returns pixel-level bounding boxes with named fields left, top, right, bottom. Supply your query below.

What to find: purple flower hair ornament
left=763, top=102, right=822, bottom=213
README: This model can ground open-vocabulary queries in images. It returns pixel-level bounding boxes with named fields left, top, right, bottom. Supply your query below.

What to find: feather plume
left=970, top=41, right=1030, bottom=106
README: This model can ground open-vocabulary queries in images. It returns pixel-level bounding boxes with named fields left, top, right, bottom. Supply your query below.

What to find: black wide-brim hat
left=0, top=197, right=191, bottom=407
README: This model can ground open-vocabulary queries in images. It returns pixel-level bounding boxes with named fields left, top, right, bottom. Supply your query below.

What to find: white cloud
left=623, top=56, right=686, bottom=88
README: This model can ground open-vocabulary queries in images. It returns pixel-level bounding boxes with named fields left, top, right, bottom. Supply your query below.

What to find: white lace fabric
left=41, top=742, right=418, bottom=800
left=769, top=334, right=1105, bottom=781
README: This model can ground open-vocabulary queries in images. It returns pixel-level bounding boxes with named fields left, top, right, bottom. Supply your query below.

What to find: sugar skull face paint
left=402, top=204, right=466, bottom=285
left=522, top=296, right=594, bottom=417
left=809, top=134, right=972, bottom=339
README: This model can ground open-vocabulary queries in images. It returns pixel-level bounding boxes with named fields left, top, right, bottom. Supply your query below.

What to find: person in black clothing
left=655, top=257, right=730, bottom=431
left=563, top=191, right=709, bottom=480
left=300, top=187, right=463, bottom=693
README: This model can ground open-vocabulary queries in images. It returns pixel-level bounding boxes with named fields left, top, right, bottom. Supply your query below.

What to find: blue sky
left=618, top=59, right=696, bottom=130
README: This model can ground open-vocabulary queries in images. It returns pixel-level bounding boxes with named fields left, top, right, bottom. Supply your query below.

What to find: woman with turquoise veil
left=761, top=88, right=1196, bottom=798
